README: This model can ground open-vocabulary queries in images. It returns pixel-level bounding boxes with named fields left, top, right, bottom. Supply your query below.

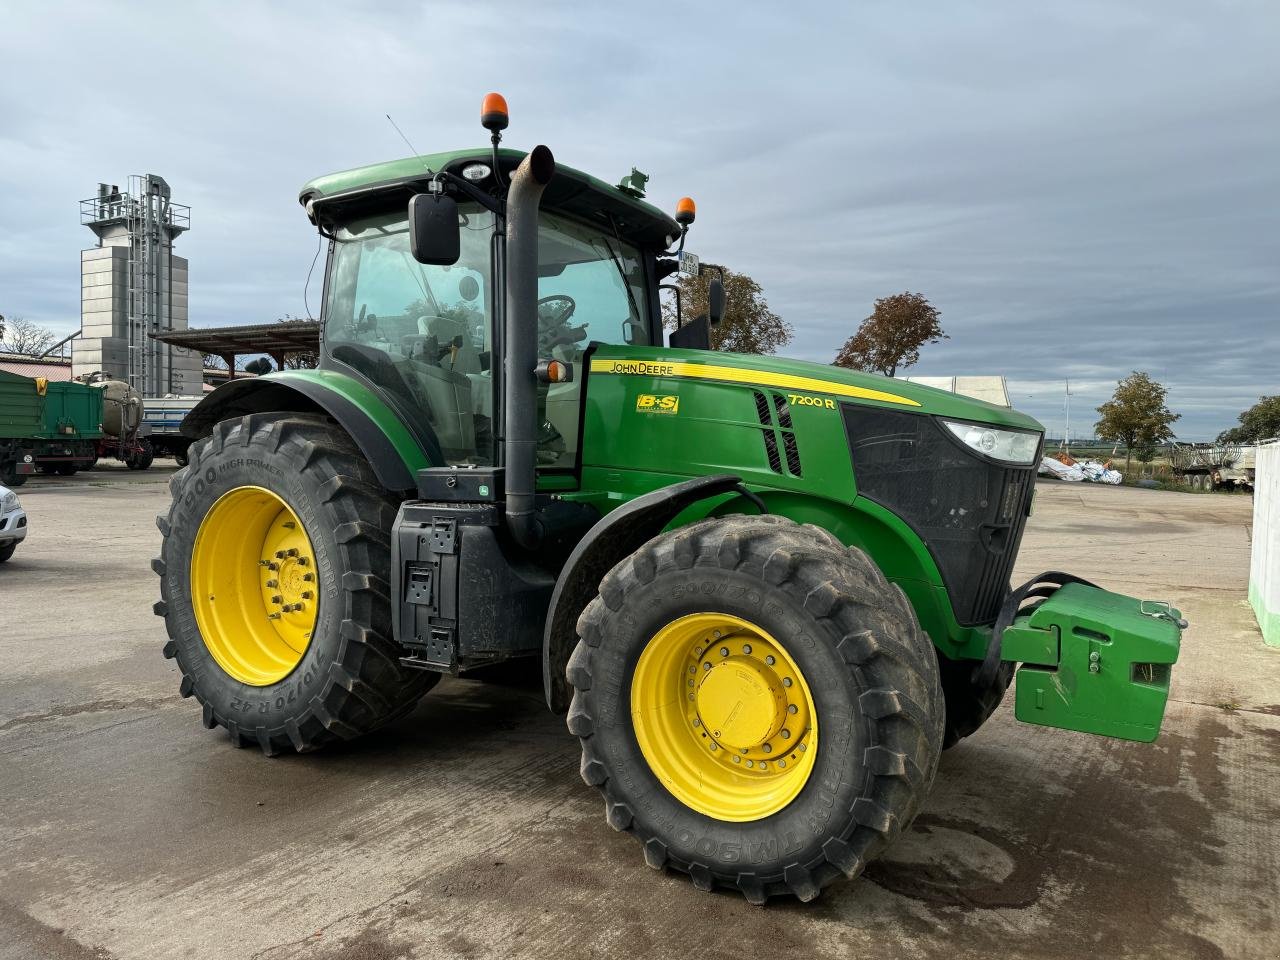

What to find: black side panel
left=180, top=378, right=427, bottom=492
left=541, top=473, right=744, bottom=712
left=392, top=501, right=555, bottom=673
left=841, top=406, right=1036, bottom=626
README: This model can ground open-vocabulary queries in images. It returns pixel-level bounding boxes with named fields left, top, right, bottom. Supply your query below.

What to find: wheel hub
left=631, top=612, right=818, bottom=821
left=695, top=656, right=786, bottom=751
left=191, top=486, right=319, bottom=686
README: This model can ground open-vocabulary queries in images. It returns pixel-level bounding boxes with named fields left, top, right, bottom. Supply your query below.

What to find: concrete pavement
left=1, top=469, right=1276, bottom=959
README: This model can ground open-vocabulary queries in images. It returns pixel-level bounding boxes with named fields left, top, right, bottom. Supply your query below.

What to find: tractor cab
left=300, top=135, right=693, bottom=473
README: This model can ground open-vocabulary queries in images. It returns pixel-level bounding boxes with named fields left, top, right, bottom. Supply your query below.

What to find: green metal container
left=0, top=370, right=44, bottom=440
left=37, top=381, right=104, bottom=441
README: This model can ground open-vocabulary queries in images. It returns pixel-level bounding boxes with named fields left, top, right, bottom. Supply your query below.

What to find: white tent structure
left=897, top=375, right=1010, bottom=407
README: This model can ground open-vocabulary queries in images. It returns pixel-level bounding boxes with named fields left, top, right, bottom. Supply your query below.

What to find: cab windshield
left=323, top=202, right=649, bottom=468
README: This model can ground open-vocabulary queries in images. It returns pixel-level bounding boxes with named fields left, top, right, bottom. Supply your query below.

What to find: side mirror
left=707, top=277, right=726, bottom=327
left=409, top=193, right=460, bottom=265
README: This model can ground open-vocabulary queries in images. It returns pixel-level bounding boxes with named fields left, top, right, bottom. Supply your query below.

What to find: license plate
left=678, top=251, right=700, bottom=277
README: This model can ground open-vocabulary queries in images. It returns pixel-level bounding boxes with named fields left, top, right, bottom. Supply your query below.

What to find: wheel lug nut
left=765, top=655, right=775, bottom=665
left=788, top=704, right=798, bottom=714
left=733, top=755, right=741, bottom=763
left=268, top=562, right=279, bottom=571
left=271, top=595, right=282, bottom=604
left=778, top=759, right=786, bottom=768
left=275, top=550, right=286, bottom=559
left=287, top=548, right=298, bottom=557
left=783, top=677, right=793, bottom=688
left=719, top=647, right=729, bottom=657
left=781, top=729, right=790, bottom=739
left=268, top=613, right=281, bottom=620
left=266, top=579, right=278, bottom=588
left=303, top=573, right=314, bottom=582
left=297, top=557, right=308, bottom=566
left=703, top=663, right=712, bottom=671
left=763, top=744, right=772, bottom=753
left=258, top=560, right=271, bottom=567
left=302, top=591, right=313, bottom=600
left=713, top=630, right=722, bottom=639
left=742, top=644, right=752, bottom=655
left=746, top=760, right=754, bottom=768
left=693, top=719, right=701, bottom=727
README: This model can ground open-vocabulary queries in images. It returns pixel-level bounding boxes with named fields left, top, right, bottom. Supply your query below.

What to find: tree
left=1218, top=396, right=1280, bottom=444
left=833, top=291, right=947, bottom=377
left=1095, top=371, right=1180, bottom=473
left=661, top=265, right=792, bottom=355
left=0, top=315, right=57, bottom=356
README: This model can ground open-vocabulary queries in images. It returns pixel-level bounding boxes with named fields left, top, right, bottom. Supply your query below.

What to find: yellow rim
left=631, top=613, right=818, bottom=822
left=191, top=486, right=318, bottom=686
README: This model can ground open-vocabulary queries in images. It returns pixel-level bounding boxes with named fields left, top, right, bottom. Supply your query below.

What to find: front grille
left=842, top=405, right=1037, bottom=625
left=968, top=469, right=1033, bottom=623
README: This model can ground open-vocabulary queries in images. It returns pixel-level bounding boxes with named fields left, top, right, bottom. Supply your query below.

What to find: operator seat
left=395, top=315, right=479, bottom=461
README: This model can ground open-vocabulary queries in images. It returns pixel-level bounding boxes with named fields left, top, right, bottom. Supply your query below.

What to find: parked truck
left=155, top=95, right=1185, bottom=903
left=142, top=396, right=202, bottom=466
left=1170, top=443, right=1255, bottom=492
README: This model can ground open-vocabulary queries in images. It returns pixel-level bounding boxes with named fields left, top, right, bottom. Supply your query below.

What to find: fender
left=542, top=473, right=746, bottom=712
left=181, top=370, right=438, bottom=492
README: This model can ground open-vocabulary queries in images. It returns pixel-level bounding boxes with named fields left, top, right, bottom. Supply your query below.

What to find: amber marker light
left=535, top=358, right=573, bottom=384
left=675, top=196, right=696, bottom=226
left=481, top=92, right=509, bottom=131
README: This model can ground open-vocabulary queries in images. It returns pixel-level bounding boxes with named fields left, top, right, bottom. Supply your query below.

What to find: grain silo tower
left=76, top=176, right=204, bottom=396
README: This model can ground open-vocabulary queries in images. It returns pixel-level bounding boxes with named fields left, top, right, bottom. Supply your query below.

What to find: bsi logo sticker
left=637, top=394, right=679, bottom=415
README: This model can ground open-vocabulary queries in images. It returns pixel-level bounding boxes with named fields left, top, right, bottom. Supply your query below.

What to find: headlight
left=1, top=492, right=17, bottom=512
left=942, top=420, right=1040, bottom=465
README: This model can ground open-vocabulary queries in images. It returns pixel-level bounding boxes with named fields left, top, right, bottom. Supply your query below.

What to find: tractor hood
left=590, top=345, right=1044, bottom=432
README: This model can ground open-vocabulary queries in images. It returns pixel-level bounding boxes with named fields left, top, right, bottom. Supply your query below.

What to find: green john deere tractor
left=155, top=94, right=1183, bottom=903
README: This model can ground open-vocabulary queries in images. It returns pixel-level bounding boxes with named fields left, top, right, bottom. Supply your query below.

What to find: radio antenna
left=386, top=114, right=431, bottom=172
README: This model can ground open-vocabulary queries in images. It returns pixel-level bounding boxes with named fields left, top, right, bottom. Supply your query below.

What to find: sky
left=1, top=1, right=1276, bottom=440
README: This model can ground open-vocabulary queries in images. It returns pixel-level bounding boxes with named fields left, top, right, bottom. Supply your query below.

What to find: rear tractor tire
left=153, top=414, right=437, bottom=754
left=568, top=515, right=944, bottom=903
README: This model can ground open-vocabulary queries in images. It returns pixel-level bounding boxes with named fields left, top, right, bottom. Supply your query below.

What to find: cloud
left=1, top=0, right=1275, bottom=439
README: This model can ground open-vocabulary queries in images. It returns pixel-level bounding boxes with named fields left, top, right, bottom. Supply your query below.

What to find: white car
left=0, top=484, right=27, bottom=563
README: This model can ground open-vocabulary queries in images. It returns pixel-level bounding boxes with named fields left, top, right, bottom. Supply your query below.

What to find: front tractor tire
left=153, top=414, right=436, bottom=754
left=568, top=515, right=944, bottom=903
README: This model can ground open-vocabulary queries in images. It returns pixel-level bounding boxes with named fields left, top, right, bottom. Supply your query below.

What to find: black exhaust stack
left=503, top=145, right=555, bottom=550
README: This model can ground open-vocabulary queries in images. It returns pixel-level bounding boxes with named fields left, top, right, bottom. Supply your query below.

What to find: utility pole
left=1063, top=378, right=1072, bottom=454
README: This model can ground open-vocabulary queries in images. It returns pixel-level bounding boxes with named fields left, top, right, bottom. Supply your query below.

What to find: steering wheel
left=537, top=295, right=576, bottom=325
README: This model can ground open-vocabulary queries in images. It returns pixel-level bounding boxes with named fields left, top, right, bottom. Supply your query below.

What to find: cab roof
left=299, top=147, right=682, bottom=249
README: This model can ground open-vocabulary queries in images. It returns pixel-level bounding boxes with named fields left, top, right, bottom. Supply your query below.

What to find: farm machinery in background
left=1170, top=443, right=1255, bottom=492
left=0, top=370, right=154, bottom=483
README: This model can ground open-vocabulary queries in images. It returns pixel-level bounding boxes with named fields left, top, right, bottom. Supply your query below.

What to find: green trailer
left=0, top=370, right=44, bottom=485
left=154, top=94, right=1184, bottom=903
left=0, top=371, right=153, bottom=481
